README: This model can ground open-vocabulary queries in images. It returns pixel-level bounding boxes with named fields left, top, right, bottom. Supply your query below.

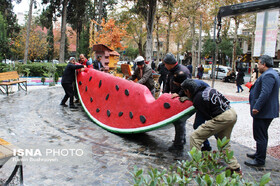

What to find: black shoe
left=201, top=146, right=212, bottom=151
left=60, top=103, right=68, bottom=107
left=69, top=105, right=78, bottom=109
left=244, top=159, right=265, bottom=167
left=74, top=99, right=80, bottom=103
left=246, top=153, right=256, bottom=159
left=168, top=144, right=184, bottom=152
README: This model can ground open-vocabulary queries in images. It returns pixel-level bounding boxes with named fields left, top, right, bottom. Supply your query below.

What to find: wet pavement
left=0, top=85, right=279, bottom=185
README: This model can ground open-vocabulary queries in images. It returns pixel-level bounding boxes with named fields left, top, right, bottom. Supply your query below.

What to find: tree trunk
left=145, top=0, right=157, bottom=66
left=97, top=0, right=103, bottom=31
left=232, top=16, right=239, bottom=71
left=191, top=16, right=196, bottom=76
left=138, top=24, right=144, bottom=57
left=156, top=14, right=160, bottom=65
left=59, top=0, right=68, bottom=63
left=165, top=12, right=171, bottom=54
left=198, top=14, right=202, bottom=65
left=23, top=0, right=34, bottom=64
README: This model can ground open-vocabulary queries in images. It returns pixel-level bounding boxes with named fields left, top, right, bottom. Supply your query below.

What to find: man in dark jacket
left=93, top=55, right=104, bottom=71
left=157, top=59, right=168, bottom=92
left=162, top=53, right=191, bottom=151
left=245, top=55, right=280, bottom=167
left=172, top=70, right=212, bottom=151
left=181, top=79, right=241, bottom=173
left=60, top=57, right=85, bottom=108
left=129, top=56, right=155, bottom=97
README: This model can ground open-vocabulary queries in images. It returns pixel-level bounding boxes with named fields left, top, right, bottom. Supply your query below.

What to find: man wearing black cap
left=129, top=56, right=155, bottom=97
left=162, top=53, right=191, bottom=151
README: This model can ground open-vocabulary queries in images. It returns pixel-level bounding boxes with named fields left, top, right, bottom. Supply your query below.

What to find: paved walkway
left=0, top=82, right=279, bottom=185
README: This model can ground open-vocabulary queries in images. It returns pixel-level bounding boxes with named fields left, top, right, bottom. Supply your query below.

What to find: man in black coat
left=162, top=53, right=191, bottom=151
left=60, top=57, right=85, bottom=108
left=93, top=55, right=104, bottom=71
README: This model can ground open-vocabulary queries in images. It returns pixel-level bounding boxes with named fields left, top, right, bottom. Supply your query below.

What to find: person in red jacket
left=79, top=54, right=93, bottom=68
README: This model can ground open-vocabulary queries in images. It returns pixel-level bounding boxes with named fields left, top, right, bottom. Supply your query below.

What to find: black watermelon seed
left=105, top=94, right=109, bottom=100
left=125, top=89, right=129, bottom=96
left=85, top=86, right=88, bottom=92
left=79, top=81, right=82, bottom=85
left=89, top=76, right=92, bottom=81
left=164, top=102, right=170, bottom=109
left=140, top=115, right=146, bottom=123
left=129, top=112, right=133, bottom=119
left=96, top=108, right=100, bottom=113
left=116, top=85, right=119, bottom=91
left=99, top=80, right=102, bottom=88
left=90, top=97, right=93, bottom=102
left=118, top=112, right=123, bottom=117
left=107, top=110, right=111, bottom=117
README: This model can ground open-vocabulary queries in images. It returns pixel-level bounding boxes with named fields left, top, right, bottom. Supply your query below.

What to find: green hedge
left=0, top=63, right=67, bottom=77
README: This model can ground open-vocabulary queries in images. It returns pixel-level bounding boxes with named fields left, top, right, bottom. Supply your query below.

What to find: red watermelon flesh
left=76, top=68, right=195, bottom=133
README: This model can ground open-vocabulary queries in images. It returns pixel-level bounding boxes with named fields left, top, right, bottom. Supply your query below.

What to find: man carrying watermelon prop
left=129, top=56, right=155, bottom=97
left=60, top=57, right=86, bottom=109
left=162, top=53, right=191, bottom=151
left=180, top=79, right=241, bottom=174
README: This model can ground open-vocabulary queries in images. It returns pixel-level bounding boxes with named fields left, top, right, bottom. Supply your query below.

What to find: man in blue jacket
left=245, top=55, right=280, bottom=167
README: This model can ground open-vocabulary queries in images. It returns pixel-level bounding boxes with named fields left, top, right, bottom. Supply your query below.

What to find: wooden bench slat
left=0, top=71, right=20, bottom=81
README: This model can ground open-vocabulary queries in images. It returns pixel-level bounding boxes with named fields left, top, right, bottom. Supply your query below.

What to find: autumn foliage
left=91, top=18, right=128, bottom=50
left=11, top=25, right=48, bottom=61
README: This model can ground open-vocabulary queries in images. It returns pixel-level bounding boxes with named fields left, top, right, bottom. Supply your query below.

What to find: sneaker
left=60, top=103, right=68, bottom=107
left=69, top=105, right=78, bottom=109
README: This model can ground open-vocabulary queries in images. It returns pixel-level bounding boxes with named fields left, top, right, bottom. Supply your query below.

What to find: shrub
left=41, top=77, right=46, bottom=85
left=130, top=137, right=271, bottom=185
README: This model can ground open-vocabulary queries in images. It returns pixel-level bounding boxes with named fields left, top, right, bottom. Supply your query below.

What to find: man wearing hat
left=129, top=56, right=155, bottom=97
left=162, top=53, right=191, bottom=151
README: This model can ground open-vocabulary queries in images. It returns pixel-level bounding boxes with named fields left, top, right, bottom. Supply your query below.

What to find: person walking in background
left=181, top=79, right=241, bottom=173
left=151, top=60, right=156, bottom=71
left=187, top=63, right=193, bottom=78
left=129, top=56, right=155, bottom=97
left=93, top=55, right=104, bottom=71
left=162, top=53, right=191, bottom=151
left=236, top=68, right=245, bottom=93
left=245, top=55, right=280, bottom=167
left=157, top=59, right=168, bottom=92
left=197, top=64, right=204, bottom=79
left=60, top=57, right=85, bottom=109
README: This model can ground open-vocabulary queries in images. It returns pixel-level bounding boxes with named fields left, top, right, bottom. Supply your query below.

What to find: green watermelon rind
left=76, top=77, right=196, bottom=134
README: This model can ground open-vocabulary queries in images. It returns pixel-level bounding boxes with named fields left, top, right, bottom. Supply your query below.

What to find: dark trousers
left=253, top=118, right=273, bottom=164
left=173, top=116, right=187, bottom=145
left=61, top=83, right=74, bottom=106
left=193, top=111, right=211, bottom=148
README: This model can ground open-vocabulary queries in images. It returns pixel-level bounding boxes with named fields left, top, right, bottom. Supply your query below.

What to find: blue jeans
left=193, top=111, right=211, bottom=148
left=237, top=85, right=243, bottom=92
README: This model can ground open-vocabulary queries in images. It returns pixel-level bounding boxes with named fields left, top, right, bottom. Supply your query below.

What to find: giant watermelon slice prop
left=76, top=68, right=195, bottom=134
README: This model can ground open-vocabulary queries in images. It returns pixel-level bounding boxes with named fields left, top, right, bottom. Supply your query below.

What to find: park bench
left=0, top=71, right=27, bottom=95
left=0, top=138, right=23, bottom=185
